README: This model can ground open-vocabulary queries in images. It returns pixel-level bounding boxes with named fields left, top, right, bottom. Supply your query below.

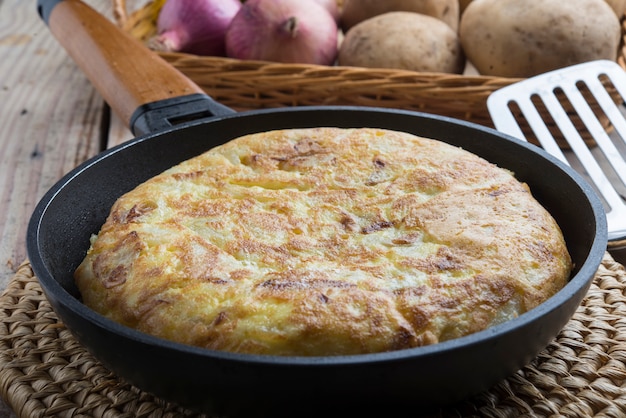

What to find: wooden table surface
left=0, top=1, right=136, bottom=416
left=1, top=1, right=626, bottom=417
left=0, top=0, right=137, bottom=287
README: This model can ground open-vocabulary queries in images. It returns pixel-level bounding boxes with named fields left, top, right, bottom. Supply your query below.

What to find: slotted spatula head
left=488, top=59, right=626, bottom=244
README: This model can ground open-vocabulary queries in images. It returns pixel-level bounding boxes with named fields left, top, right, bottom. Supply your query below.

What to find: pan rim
left=27, top=106, right=608, bottom=367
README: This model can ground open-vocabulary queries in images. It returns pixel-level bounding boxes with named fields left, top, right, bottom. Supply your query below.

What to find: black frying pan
left=30, top=1, right=608, bottom=416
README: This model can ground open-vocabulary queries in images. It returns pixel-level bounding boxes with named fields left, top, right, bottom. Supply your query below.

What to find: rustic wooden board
left=0, top=0, right=137, bottom=290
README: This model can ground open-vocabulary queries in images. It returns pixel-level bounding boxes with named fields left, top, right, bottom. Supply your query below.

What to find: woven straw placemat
left=1, top=255, right=625, bottom=417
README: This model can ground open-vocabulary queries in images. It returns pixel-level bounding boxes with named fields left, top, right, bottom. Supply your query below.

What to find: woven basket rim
left=107, top=0, right=626, bottom=130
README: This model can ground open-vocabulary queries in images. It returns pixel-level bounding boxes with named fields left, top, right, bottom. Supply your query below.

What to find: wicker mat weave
left=1, top=255, right=625, bottom=418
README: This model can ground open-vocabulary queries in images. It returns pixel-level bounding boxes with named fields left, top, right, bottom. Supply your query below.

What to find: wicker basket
left=112, top=0, right=626, bottom=129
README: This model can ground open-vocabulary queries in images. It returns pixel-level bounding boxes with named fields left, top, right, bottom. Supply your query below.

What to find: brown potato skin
left=460, top=0, right=621, bottom=77
left=604, top=0, right=626, bottom=16
left=459, top=0, right=473, bottom=13
left=339, top=12, right=465, bottom=74
left=340, top=0, right=460, bottom=31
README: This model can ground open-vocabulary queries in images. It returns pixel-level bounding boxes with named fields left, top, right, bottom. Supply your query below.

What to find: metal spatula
left=487, top=59, right=626, bottom=244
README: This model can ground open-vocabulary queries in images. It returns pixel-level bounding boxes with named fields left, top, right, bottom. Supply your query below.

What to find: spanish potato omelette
left=75, top=127, right=572, bottom=356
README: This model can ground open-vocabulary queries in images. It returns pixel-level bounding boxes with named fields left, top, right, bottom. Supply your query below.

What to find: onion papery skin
left=225, top=0, right=339, bottom=66
left=154, top=0, right=242, bottom=56
left=314, top=0, right=340, bottom=22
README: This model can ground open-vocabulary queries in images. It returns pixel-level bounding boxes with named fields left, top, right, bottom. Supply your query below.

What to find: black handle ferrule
left=37, top=0, right=65, bottom=25
left=130, top=94, right=235, bottom=136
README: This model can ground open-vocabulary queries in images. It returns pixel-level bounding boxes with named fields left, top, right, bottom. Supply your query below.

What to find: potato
left=338, top=12, right=465, bottom=74
left=340, top=0, right=460, bottom=31
left=459, top=0, right=473, bottom=13
left=604, top=0, right=626, bottom=16
left=460, top=0, right=621, bottom=77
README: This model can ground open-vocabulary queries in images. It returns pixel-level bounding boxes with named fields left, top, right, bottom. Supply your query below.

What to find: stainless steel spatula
left=487, top=59, right=626, bottom=244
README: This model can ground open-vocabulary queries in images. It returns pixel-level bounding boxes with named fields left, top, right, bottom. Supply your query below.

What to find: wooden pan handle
left=44, top=0, right=205, bottom=128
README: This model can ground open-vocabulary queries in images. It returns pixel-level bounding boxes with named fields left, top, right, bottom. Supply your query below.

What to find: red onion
left=313, top=0, right=340, bottom=22
left=225, top=0, right=339, bottom=65
left=151, top=0, right=242, bottom=56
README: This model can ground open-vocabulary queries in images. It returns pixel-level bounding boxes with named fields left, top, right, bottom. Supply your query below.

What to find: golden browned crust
left=75, top=128, right=572, bottom=356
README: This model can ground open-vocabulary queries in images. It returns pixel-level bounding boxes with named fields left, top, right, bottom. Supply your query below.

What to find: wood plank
left=0, top=0, right=140, bottom=291
left=0, top=1, right=97, bottom=416
left=108, top=109, right=135, bottom=146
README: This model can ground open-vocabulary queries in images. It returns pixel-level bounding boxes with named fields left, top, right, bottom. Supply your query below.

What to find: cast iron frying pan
left=29, top=1, right=608, bottom=416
